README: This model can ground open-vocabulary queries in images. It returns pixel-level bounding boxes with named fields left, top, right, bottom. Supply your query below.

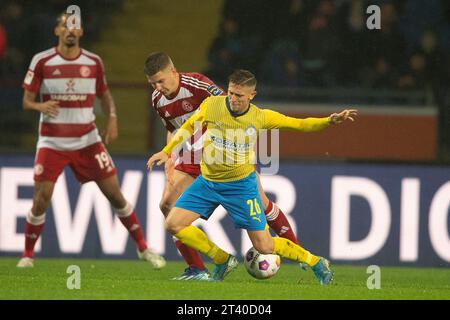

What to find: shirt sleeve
left=22, top=55, right=44, bottom=93
left=194, top=73, right=225, bottom=98
left=203, top=79, right=225, bottom=97
left=162, top=97, right=209, bottom=154
left=262, top=109, right=331, bottom=132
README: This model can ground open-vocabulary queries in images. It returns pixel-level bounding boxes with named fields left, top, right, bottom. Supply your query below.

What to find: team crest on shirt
left=34, top=164, right=43, bottom=176
left=245, top=126, right=257, bottom=136
left=207, top=85, right=223, bottom=96
left=80, top=66, right=91, bottom=77
left=182, top=100, right=193, bottom=112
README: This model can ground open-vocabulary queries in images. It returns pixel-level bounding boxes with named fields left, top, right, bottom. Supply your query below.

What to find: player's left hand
left=328, top=109, right=358, bottom=125
left=102, top=116, right=118, bottom=144
left=147, top=151, right=169, bottom=171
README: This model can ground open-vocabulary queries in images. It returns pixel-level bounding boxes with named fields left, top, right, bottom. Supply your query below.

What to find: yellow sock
left=272, top=237, right=320, bottom=267
left=174, top=225, right=229, bottom=264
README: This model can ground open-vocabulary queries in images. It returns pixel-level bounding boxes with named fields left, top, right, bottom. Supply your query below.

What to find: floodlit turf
left=0, top=257, right=449, bottom=300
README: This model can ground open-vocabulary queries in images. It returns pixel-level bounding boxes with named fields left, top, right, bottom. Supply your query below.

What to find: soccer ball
left=244, top=247, right=281, bottom=279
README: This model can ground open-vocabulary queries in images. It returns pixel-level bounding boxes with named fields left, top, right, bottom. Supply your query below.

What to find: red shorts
left=174, top=163, right=201, bottom=178
left=34, top=142, right=117, bottom=183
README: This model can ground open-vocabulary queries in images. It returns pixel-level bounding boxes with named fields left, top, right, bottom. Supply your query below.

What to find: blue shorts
left=174, top=172, right=267, bottom=231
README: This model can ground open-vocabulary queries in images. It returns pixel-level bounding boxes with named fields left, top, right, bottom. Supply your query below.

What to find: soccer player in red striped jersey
left=16, top=12, right=166, bottom=269
left=144, top=52, right=302, bottom=280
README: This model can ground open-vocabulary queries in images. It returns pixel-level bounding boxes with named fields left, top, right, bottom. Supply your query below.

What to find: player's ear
left=250, top=90, right=257, bottom=100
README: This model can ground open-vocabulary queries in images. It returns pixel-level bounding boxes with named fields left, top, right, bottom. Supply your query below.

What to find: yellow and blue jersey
left=163, top=95, right=330, bottom=182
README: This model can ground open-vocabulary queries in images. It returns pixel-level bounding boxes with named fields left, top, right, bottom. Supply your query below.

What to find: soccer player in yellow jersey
left=145, top=52, right=304, bottom=280
left=147, top=69, right=357, bottom=284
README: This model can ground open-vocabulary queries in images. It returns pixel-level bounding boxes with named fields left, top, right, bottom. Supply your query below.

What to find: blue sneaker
left=211, top=255, right=238, bottom=281
left=172, top=267, right=210, bottom=281
left=311, top=257, right=334, bottom=285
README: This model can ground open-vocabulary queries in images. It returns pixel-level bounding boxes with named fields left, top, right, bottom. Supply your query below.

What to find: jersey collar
left=226, top=97, right=251, bottom=117
left=55, top=46, right=82, bottom=61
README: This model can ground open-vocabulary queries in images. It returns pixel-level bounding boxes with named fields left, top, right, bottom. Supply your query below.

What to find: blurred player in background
left=145, top=52, right=302, bottom=280
left=17, top=12, right=166, bottom=269
left=148, top=69, right=358, bottom=284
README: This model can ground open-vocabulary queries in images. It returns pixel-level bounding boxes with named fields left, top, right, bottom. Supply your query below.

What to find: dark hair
left=55, top=11, right=83, bottom=28
left=228, top=69, right=257, bottom=87
left=144, top=52, right=173, bottom=76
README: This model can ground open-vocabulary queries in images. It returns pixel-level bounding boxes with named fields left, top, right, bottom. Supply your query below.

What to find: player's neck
left=57, top=44, right=81, bottom=60
left=226, top=97, right=250, bottom=117
left=166, top=73, right=181, bottom=99
left=231, top=104, right=250, bottom=116
left=235, top=105, right=250, bottom=115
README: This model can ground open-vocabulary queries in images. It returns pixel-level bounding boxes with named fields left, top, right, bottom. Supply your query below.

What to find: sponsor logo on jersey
left=50, top=94, right=87, bottom=101
left=210, top=135, right=251, bottom=152
left=52, top=69, right=62, bottom=76
left=164, top=111, right=171, bottom=117
left=207, top=85, right=223, bottom=96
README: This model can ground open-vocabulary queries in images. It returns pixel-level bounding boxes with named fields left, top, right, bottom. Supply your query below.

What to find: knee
left=159, top=199, right=173, bottom=217
left=164, top=213, right=181, bottom=235
left=252, top=238, right=274, bottom=254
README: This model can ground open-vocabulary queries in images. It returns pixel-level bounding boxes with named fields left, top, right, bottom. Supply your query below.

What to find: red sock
left=119, top=211, right=148, bottom=252
left=175, top=239, right=206, bottom=270
left=23, top=221, right=44, bottom=258
left=265, top=200, right=300, bottom=245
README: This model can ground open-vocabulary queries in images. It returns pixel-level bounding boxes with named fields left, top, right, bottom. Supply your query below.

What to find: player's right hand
left=328, top=109, right=358, bottom=125
left=39, top=100, right=60, bottom=118
left=147, top=151, right=169, bottom=171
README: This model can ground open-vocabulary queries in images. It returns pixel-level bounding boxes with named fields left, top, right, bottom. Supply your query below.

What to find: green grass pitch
left=0, top=257, right=449, bottom=300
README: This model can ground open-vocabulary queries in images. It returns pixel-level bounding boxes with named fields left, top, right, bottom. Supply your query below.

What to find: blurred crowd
left=0, top=0, right=449, bottom=157
left=205, top=0, right=450, bottom=91
left=2, top=0, right=448, bottom=92
left=0, top=0, right=123, bottom=80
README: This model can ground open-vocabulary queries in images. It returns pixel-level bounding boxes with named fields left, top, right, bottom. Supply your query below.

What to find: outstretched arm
left=263, top=109, right=358, bottom=131
left=328, top=109, right=358, bottom=125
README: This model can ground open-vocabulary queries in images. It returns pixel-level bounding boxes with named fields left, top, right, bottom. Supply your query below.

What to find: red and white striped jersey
left=151, top=72, right=224, bottom=166
left=23, top=47, right=108, bottom=151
